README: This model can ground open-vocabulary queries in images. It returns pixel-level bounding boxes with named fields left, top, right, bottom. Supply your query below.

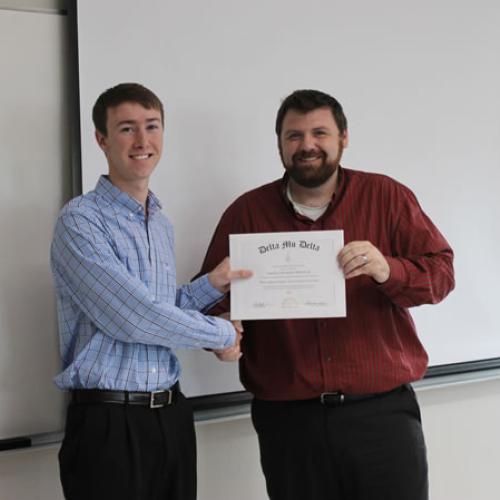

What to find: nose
left=133, top=128, right=147, bottom=149
left=300, top=133, right=316, bottom=152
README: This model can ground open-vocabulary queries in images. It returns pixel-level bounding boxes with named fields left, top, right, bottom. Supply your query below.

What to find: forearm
left=379, top=250, right=455, bottom=307
left=51, top=212, right=236, bottom=351
left=176, top=274, right=225, bottom=312
left=53, top=260, right=236, bottom=350
left=377, top=182, right=455, bottom=308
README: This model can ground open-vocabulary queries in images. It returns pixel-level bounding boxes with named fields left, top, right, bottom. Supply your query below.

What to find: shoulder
left=55, top=189, right=111, bottom=233
left=223, top=178, right=282, bottom=213
left=343, top=167, right=416, bottom=200
left=208, top=178, right=283, bottom=235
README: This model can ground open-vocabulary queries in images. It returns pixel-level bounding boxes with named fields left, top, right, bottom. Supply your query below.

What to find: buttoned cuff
left=213, top=315, right=237, bottom=349
left=377, top=256, right=407, bottom=296
left=198, top=273, right=224, bottom=299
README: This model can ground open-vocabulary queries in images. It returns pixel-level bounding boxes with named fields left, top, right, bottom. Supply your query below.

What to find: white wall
left=1, top=380, right=500, bottom=500
left=419, top=379, right=500, bottom=500
left=0, top=5, right=68, bottom=441
left=1, top=2, right=500, bottom=500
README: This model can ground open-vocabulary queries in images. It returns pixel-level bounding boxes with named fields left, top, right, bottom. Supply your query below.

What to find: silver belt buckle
left=150, top=390, right=170, bottom=409
left=320, top=392, right=345, bottom=405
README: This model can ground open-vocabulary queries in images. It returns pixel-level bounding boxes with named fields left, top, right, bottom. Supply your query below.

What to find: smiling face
left=279, top=107, right=348, bottom=188
left=95, top=101, right=163, bottom=195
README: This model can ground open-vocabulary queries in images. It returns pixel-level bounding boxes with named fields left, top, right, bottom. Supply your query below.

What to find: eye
left=147, top=123, right=160, bottom=131
left=314, top=130, right=328, bottom=137
left=286, top=132, right=301, bottom=140
left=120, top=126, right=134, bottom=134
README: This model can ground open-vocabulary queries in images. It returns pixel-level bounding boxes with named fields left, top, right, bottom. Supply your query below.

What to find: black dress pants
left=251, top=385, right=428, bottom=500
left=59, top=392, right=196, bottom=500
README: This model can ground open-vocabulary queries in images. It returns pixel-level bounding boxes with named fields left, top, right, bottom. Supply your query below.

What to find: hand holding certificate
left=230, top=231, right=346, bottom=320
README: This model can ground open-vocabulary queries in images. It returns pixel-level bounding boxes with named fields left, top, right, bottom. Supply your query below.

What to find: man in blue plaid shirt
left=51, top=83, right=249, bottom=500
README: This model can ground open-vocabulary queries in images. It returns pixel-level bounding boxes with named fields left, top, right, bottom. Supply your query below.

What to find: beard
left=284, top=145, right=343, bottom=188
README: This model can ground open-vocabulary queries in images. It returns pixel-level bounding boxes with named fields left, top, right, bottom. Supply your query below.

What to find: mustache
left=293, top=149, right=326, bottom=161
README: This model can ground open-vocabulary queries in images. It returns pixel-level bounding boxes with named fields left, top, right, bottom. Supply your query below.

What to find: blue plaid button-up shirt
left=51, top=176, right=235, bottom=391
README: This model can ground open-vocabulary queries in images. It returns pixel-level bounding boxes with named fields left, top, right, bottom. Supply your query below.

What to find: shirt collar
left=95, top=175, right=162, bottom=215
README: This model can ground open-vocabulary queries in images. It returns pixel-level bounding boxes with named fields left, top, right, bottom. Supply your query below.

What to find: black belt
left=319, top=385, right=404, bottom=407
left=71, top=382, right=180, bottom=409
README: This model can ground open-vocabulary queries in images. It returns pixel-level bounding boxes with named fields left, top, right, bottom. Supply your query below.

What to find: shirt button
left=151, top=367, right=157, bottom=373
left=128, top=212, right=134, bottom=219
left=326, top=356, right=332, bottom=362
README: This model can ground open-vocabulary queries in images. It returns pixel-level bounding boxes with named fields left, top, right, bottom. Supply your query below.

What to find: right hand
left=214, top=314, right=244, bottom=362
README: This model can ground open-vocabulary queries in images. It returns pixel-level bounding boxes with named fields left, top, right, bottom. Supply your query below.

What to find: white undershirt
left=286, top=183, right=329, bottom=221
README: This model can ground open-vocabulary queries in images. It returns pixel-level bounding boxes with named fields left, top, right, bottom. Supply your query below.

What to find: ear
left=95, top=130, right=107, bottom=152
left=341, top=129, right=349, bottom=148
left=277, top=137, right=285, bottom=164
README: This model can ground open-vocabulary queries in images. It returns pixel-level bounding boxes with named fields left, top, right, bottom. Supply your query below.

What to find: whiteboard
left=0, top=9, right=67, bottom=439
left=76, top=0, right=500, bottom=398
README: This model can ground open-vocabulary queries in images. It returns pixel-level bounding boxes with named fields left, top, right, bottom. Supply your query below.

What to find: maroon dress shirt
left=199, top=167, right=455, bottom=400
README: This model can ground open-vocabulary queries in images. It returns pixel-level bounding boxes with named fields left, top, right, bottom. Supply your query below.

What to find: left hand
left=208, top=256, right=253, bottom=293
left=337, top=241, right=390, bottom=283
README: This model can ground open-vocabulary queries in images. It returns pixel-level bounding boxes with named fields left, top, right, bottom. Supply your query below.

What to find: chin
left=288, top=166, right=337, bottom=188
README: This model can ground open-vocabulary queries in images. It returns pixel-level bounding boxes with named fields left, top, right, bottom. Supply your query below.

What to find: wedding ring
left=361, top=254, right=368, bottom=263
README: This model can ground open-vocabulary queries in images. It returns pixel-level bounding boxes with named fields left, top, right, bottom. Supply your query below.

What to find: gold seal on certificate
left=229, top=231, right=346, bottom=320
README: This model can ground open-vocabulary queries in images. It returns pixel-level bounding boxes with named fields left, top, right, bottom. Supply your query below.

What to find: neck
left=288, top=169, right=338, bottom=207
left=108, top=174, right=149, bottom=209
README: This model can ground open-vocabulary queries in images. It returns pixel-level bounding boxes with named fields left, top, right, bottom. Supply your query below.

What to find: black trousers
left=251, top=385, right=428, bottom=500
left=59, top=392, right=196, bottom=500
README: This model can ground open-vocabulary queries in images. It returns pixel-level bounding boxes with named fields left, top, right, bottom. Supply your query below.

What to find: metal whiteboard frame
left=66, top=0, right=500, bottom=413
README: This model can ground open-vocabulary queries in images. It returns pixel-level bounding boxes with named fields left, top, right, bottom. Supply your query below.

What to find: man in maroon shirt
left=199, top=90, right=454, bottom=500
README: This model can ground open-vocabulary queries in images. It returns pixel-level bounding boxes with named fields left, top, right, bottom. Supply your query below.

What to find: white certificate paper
left=230, top=231, right=346, bottom=320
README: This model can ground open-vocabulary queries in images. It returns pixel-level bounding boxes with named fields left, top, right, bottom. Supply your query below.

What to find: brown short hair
left=92, top=83, right=164, bottom=135
left=275, top=89, right=348, bottom=137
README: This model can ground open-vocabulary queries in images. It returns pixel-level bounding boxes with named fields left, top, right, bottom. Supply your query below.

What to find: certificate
left=230, top=231, right=345, bottom=320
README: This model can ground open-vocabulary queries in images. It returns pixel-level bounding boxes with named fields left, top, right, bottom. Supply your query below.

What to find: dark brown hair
left=275, top=89, right=347, bottom=137
left=92, top=83, right=164, bottom=135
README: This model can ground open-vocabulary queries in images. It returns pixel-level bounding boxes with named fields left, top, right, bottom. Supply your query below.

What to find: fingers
left=337, top=241, right=390, bottom=283
left=214, top=347, right=242, bottom=362
left=208, top=257, right=253, bottom=293
left=233, top=329, right=243, bottom=343
left=214, top=335, right=242, bottom=362
left=228, top=269, right=253, bottom=280
left=338, top=241, right=370, bottom=276
left=213, top=343, right=241, bottom=362
left=343, top=254, right=369, bottom=280
left=232, top=320, right=244, bottom=334
left=214, top=320, right=243, bottom=362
